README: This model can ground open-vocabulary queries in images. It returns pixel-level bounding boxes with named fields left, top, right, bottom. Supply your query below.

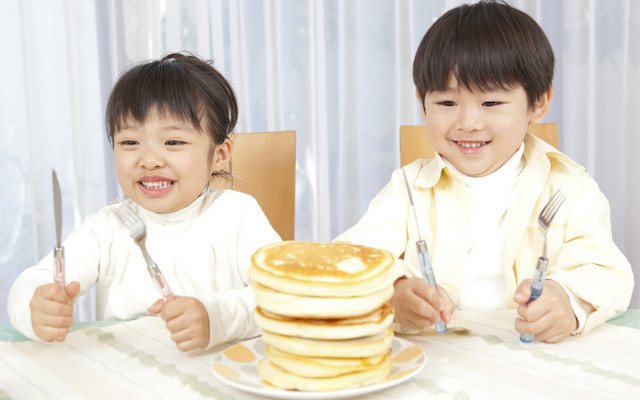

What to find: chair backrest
left=214, top=131, right=296, bottom=240
left=399, top=123, right=558, bottom=167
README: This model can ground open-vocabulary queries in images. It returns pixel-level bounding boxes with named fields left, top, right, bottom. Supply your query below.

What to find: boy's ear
left=529, top=87, right=554, bottom=123
left=212, top=138, right=232, bottom=172
left=415, top=88, right=427, bottom=124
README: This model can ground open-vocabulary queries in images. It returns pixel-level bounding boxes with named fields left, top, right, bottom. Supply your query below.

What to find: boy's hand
left=29, top=281, right=80, bottom=342
left=514, top=279, right=578, bottom=343
left=148, top=296, right=210, bottom=352
left=392, top=277, right=455, bottom=331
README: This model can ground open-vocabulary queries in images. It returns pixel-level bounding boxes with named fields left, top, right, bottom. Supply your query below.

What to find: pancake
left=250, top=241, right=396, bottom=391
left=261, top=327, right=393, bottom=359
left=252, top=281, right=394, bottom=318
left=257, top=355, right=392, bottom=391
left=265, top=345, right=391, bottom=378
left=249, top=241, right=395, bottom=297
left=254, top=303, right=394, bottom=340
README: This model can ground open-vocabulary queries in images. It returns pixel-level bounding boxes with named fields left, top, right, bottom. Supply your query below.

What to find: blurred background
left=1, top=0, right=638, bottom=323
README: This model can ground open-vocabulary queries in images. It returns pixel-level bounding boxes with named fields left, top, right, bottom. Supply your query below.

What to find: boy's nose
left=455, top=109, right=483, bottom=132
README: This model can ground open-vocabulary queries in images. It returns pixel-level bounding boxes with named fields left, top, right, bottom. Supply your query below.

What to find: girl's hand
left=514, top=279, right=578, bottom=343
left=148, top=296, right=210, bottom=351
left=392, top=277, right=455, bottom=331
left=29, top=281, right=80, bottom=342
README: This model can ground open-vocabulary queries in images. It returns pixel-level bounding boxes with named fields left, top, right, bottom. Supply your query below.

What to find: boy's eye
left=437, top=101, right=456, bottom=106
left=483, top=101, right=502, bottom=107
left=119, top=140, right=138, bottom=146
left=166, top=140, right=186, bottom=146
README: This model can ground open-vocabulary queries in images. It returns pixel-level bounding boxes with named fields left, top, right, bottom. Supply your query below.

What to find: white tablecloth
left=1, top=311, right=638, bottom=399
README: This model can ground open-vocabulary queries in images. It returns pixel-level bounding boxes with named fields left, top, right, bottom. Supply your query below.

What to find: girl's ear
left=211, top=138, right=232, bottom=173
left=530, top=87, right=554, bottom=123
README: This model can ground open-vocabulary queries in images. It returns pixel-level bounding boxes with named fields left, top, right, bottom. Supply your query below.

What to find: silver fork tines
left=112, top=202, right=152, bottom=261
left=538, top=189, right=567, bottom=259
left=111, top=199, right=175, bottom=303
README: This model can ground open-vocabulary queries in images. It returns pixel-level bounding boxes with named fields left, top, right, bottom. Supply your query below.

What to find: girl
left=8, top=53, right=281, bottom=351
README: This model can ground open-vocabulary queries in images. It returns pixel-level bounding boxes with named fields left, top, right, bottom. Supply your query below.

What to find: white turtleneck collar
left=442, top=142, right=525, bottom=185
left=135, top=189, right=216, bottom=232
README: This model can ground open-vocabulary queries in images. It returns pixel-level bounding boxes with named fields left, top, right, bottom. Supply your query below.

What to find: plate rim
left=210, top=335, right=426, bottom=400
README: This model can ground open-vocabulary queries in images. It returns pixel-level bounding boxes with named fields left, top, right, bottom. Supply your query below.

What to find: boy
left=335, top=1, right=632, bottom=343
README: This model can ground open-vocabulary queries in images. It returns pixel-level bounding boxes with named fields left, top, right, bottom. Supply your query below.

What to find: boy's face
left=113, top=108, right=229, bottom=213
left=419, top=74, right=549, bottom=177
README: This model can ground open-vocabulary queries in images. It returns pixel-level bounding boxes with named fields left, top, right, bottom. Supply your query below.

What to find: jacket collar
left=414, top=133, right=582, bottom=189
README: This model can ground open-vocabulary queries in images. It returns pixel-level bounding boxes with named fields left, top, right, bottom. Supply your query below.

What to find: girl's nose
left=139, top=149, right=165, bottom=169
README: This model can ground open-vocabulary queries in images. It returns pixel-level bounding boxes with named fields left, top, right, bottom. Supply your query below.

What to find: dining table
left=1, top=309, right=638, bottom=399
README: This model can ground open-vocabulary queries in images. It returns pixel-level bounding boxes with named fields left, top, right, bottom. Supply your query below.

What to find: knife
left=401, top=168, right=447, bottom=334
left=52, top=169, right=65, bottom=287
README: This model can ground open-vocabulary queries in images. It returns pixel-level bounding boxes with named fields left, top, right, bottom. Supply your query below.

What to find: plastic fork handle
left=416, top=240, right=447, bottom=334
left=147, top=263, right=175, bottom=303
left=54, top=247, right=65, bottom=288
left=520, top=256, right=549, bottom=343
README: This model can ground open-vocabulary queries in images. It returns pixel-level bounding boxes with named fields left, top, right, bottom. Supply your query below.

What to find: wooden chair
left=399, top=123, right=558, bottom=166
left=215, top=131, right=296, bottom=240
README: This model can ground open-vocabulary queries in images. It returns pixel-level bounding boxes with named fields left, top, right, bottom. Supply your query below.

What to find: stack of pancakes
left=249, top=241, right=396, bottom=391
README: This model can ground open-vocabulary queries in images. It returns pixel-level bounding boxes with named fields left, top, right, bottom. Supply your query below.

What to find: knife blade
left=52, top=169, right=65, bottom=287
left=401, top=168, right=447, bottom=334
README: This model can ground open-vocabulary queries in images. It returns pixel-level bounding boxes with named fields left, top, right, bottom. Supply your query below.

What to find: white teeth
left=457, top=141, right=487, bottom=149
left=141, top=181, right=173, bottom=189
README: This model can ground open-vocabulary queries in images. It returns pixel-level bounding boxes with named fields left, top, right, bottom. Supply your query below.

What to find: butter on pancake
left=252, top=281, right=393, bottom=319
left=261, top=327, right=393, bottom=359
left=254, top=303, right=394, bottom=340
left=257, top=355, right=392, bottom=391
left=249, top=241, right=395, bottom=296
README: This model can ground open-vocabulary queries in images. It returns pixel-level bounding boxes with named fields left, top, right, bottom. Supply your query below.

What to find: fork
left=112, top=200, right=175, bottom=304
left=520, top=189, right=566, bottom=342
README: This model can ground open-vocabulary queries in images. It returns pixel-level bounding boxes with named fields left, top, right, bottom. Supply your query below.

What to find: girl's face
left=113, top=108, right=229, bottom=213
left=419, top=73, right=550, bottom=177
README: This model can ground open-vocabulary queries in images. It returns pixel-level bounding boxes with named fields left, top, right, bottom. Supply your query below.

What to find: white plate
left=211, top=336, right=426, bottom=399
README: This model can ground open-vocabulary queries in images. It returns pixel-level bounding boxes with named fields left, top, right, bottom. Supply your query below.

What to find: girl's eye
left=483, top=101, right=502, bottom=107
left=166, top=140, right=186, bottom=146
left=438, top=101, right=456, bottom=107
left=119, top=140, right=138, bottom=146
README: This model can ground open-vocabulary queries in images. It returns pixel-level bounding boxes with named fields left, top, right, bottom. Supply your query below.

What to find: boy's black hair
left=105, top=52, right=238, bottom=149
left=413, top=1, right=554, bottom=110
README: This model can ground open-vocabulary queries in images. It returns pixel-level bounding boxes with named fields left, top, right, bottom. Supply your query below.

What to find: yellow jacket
left=336, top=134, right=633, bottom=334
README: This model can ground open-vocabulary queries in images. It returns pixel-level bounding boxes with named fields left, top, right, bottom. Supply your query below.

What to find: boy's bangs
left=108, top=60, right=203, bottom=137
left=426, top=17, right=523, bottom=93
left=415, top=1, right=553, bottom=107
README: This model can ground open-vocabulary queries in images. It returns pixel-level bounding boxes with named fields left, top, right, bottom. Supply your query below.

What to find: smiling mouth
left=456, top=141, right=489, bottom=149
left=140, top=180, right=174, bottom=190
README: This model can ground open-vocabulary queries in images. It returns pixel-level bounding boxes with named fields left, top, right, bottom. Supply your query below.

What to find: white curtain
left=1, top=0, right=638, bottom=324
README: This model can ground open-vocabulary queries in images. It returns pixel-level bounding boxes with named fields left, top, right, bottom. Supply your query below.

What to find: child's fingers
left=33, top=283, right=69, bottom=303
left=174, top=335, right=208, bottom=352
left=33, top=325, right=71, bottom=342
left=31, top=308, right=74, bottom=342
left=517, top=312, right=567, bottom=343
left=147, top=299, right=164, bottom=314
left=393, top=277, right=447, bottom=330
left=438, top=286, right=456, bottom=322
left=159, top=297, right=187, bottom=321
left=538, top=330, right=571, bottom=344
left=513, top=279, right=532, bottom=305
left=397, top=310, right=438, bottom=331
left=64, top=281, right=81, bottom=299
left=411, top=279, right=445, bottom=312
